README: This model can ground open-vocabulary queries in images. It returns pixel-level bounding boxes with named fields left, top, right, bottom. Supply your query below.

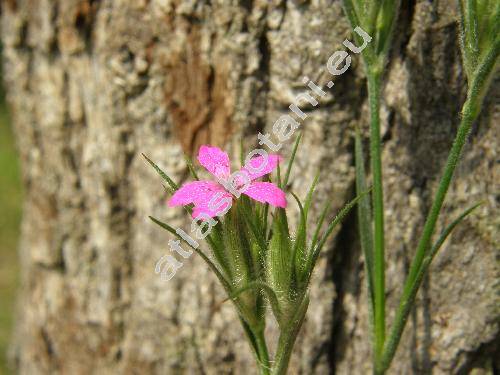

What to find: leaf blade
left=143, top=153, right=179, bottom=191
left=355, top=128, right=375, bottom=305
left=283, top=132, right=302, bottom=187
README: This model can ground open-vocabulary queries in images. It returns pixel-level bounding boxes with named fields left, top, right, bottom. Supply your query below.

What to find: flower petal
left=168, top=181, right=225, bottom=207
left=192, top=191, right=233, bottom=219
left=197, top=145, right=231, bottom=179
left=241, top=154, right=282, bottom=180
left=242, top=181, right=287, bottom=208
left=192, top=205, right=219, bottom=219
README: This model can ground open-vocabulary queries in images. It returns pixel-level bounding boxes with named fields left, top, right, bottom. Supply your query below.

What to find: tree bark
left=1, top=0, right=498, bottom=374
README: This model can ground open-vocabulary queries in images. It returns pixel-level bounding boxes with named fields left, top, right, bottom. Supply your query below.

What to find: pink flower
left=168, top=145, right=287, bottom=218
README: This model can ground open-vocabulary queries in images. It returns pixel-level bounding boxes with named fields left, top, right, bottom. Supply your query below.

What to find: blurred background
left=0, top=44, right=21, bottom=374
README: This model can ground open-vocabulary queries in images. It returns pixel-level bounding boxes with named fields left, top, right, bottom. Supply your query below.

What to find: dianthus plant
left=144, top=136, right=364, bottom=375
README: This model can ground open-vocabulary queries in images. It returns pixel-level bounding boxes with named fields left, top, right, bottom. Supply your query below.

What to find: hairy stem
left=254, top=328, right=271, bottom=375
left=272, top=296, right=309, bottom=375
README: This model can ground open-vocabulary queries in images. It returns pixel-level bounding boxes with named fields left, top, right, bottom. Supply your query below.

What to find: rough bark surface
left=1, top=0, right=498, bottom=374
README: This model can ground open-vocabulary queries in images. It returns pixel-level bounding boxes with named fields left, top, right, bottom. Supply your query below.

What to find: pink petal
left=197, top=145, right=231, bottom=179
left=168, top=181, right=225, bottom=207
left=242, top=181, right=287, bottom=208
left=192, top=191, right=233, bottom=219
left=241, top=154, right=282, bottom=180
left=192, top=205, right=219, bottom=219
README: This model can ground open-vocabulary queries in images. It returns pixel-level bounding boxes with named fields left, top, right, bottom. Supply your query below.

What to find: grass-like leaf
left=304, top=170, right=320, bottom=217
left=283, top=132, right=302, bottom=188
left=305, top=191, right=369, bottom=282
left=143, top=153, right=178, bottom=191
left=381, top=202, right=482, bottom=370
left=148, top=216, right=231, bottom=291
left=427, top=202, right=482, bottom=262
left=310, top=199, right=333, bottom=254
left=162, top=183, right=174, bottom=196
left=184, top=155, right=200, bottom=180
left=465, top=0, right=480, bottom=68
left=276, top=160, right=282, bottom=189
left=290, top=192, right=307, bottom=289
left=342, top=0, right=362, bottom=33
left=240, top=136, right=245, bottom=167
left=375, top=0, right=401, bottom=58
left=239, top=319, right=261, bottom=365
left=262, top=203, right=270, bottom=242
left=355, top=129, right=375, bottom=304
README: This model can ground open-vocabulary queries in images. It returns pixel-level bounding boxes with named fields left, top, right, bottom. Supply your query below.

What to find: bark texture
left=1, top=0, right=498, bottom=374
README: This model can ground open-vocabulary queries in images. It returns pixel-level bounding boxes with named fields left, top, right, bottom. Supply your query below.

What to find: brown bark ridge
left=1, top=0, right=498, bottom=374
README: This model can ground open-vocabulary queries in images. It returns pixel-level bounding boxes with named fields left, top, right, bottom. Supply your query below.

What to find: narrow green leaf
left=467, top=36, right=500, bottom=103
left=310, top=199, right=332, bottom=252
left=184, top=155, right=200, bottom=180
left=239, top=319, right=261, bottom=364
left=162, top=183, right=174, bottom=196
left=240, top=136, right=245, bottom=167
left=304, top=169, right=320, bottom=217
left=428, top=202, right=482, bottom=260
left=376, top=0, right=401, bottom=58
left=283, top=132, right=302, bottom=187
left=458, top=0, right=470, bottom=75
left=148, top=216, right=231, bottom=291
left=365, top=0, right=381, bottom=37
left=149, top=215, right=178, bottom=236
left=342, top=0, right=376, bottom=66
left=290, top=192, right=307, bottom=289
left=276, top=160, right=282, bottom=189
left=355, top=128, right=375, bottom=304
left=343, top=0, right=362, bottom=29
left=262, top=203, right=270, bottom=242
left=142, top=153, right=178, bottom=191
left=465, top=0, right=480, bottom=67
left=306, top=191, right=370, bottom=281
left=381, top=202, right=482, bottom=370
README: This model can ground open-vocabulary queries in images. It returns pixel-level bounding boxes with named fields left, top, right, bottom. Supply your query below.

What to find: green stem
left=367, top=70, right=386, bottom=367
left=379, top=36, right=499, bottom=368
left=272, top=296, right=309, bottom=375
left=254, top=328, right=271, bottom=375
left=272, top=330, right=295, bottom=375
